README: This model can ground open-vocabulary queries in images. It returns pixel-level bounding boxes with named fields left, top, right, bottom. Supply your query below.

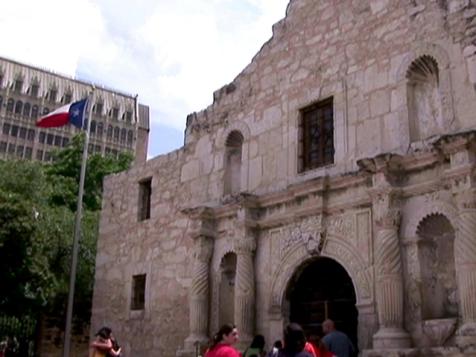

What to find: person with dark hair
left=244, top=334, right=266, bottom=357
left=205, top=324, right=240, bottom=357
left=278, top=323, right=313, bottom=357
left=266, top=340, right=282, bottom=357
left=321, top=320, right=354, bottom=357
left=89, top=327, right=121, bottom=357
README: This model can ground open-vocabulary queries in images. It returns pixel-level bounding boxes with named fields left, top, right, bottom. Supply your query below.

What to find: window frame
left=298, top=97, right=335, bottom=173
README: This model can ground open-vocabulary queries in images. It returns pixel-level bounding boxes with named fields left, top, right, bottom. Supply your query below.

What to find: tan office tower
left=0, top=56, right=150, bottom=163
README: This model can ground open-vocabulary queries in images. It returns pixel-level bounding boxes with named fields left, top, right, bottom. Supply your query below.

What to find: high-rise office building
left=0, top=56, right=149, bottom=163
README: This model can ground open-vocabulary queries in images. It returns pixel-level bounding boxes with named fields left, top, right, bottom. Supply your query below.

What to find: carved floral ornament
left=283, top=216, right=326, bottom=256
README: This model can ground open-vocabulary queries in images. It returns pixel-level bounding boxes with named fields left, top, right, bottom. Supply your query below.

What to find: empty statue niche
left=416, top=213, right=458, bottom=320
left=219, top=252, right=237, bottom=326
left=406, top=55, right=444, bottom=141
left=224, top=130, right=244, bottom=195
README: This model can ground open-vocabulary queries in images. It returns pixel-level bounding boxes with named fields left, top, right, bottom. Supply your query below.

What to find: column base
left=179, top=335, right=209, bottom=356
left=456, top=322, right=476, bottom=352
left=373, top=328, right=411, bottom=349
left=362, top=348, right=419, bottom=357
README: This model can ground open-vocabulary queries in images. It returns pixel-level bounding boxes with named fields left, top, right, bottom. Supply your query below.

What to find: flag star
left=72, top=109, right=80, bottom=117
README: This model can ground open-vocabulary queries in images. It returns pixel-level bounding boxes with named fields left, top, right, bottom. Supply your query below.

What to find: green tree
left=0, top=161, right=56, bottom=316
left=0, top=133, right=133, bottom=330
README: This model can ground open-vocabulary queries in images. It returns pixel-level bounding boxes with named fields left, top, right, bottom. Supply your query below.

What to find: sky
left=0, top=0, right=289, bottom=159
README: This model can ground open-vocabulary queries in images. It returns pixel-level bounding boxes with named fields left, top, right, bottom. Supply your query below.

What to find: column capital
left=234, top=235, right=256, bottom=255
left=193, top=235, right=214, bottom=263
left=182, top=206, right=216, bottom=240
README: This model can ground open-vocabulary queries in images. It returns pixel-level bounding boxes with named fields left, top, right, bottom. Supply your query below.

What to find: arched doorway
left=286, top=257, right=358, bottom=348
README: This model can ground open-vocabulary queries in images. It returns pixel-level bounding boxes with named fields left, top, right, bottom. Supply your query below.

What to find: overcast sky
left=0, top=0, right=289, bottom=158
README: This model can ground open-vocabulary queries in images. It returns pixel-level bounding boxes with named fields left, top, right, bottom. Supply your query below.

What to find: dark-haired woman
left=205, top=324, right=241, bottom=357
left=244, top=334, right=266, bottom=357
left=277, top=323, right=313, bottom=357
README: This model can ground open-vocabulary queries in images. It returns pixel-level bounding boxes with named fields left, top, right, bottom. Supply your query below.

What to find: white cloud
left=0, top=0, right=289, bottom=148
left=0, top=0, right=113, bottom=76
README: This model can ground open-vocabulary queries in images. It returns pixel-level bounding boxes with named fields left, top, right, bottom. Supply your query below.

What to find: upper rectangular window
left=48, top=89, right=57, bottom=103
left=138, top=178, right=152, bottom=221
left=30, top=84, right=39, bottom=97
left=63, top=93, right=72, bottom=103
left=131, top=274, right=146, bottom=310
left=94, top=103, right=103, bottom=115
left=298, top=98, right=334, bottom=173
left=14, top=79, right=23, bottom=93
left=111, top=107, right=119, bottom=120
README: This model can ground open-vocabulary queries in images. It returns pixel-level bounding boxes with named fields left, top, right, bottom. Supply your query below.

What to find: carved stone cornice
left=434, top=130, right=476, bottom=157
left=181, top=206, right=216, bottom=240
left=358, top=153, right=404, bottom=188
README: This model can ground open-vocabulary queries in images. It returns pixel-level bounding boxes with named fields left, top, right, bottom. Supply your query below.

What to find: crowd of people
left=91, top=318, right=354, bottom=357
left=204, top=319, right=355, bottom=357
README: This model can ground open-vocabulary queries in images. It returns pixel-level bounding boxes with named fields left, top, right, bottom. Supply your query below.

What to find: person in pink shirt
left=205, top=324, right=241, bottom=357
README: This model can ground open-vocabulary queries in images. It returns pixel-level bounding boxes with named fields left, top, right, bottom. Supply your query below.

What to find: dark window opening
left=63, top=93, right=72, bottom=103
left=30, top=84, right=39, bottom=97
left=15, top=101, right=23, bottom=114
left=48, top=89, right=57, bottom=103
left=6, top=98, right=14, bottom=113
left=299, top=98, right=334, bottom=172
left=131, top=274, right=146, bottom=310
left=14, top=79, right=23, bottom=93
left=138, top=178, right=152, bottom=221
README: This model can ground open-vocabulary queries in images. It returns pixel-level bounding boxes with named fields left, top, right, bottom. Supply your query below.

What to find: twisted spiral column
left=234, top=236, right=256, bottom=345
left=373, top=203, right=411, bottom=349
left=455, top=192, right=476, bottom=343
left=185, top=236, right=214, bottom=349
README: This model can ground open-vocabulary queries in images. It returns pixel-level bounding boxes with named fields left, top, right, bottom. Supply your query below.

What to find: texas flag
left=36, top=98, right=88, bottom=128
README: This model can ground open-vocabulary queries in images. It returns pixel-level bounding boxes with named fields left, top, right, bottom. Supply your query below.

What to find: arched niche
left=218, top=252, right=237, bottom=326
left=395, top=43, right=456, bottom=146
left=406, top=55, right=443, bottom=141
left=224, top=131, right=244, bottom=195
left=416, top=214, right=458, bottom=320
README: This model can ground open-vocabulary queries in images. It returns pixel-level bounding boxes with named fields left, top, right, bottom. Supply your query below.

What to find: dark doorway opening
left=287, top=257, right=358, bottom=348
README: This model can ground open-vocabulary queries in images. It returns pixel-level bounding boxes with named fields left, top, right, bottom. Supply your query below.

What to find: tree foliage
left=0, top=133, right=132, bottom=328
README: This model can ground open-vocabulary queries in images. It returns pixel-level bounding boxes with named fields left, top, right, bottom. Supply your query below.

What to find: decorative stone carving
left=282, top=215, right=323, bottom=255
left=422, top=318, right=457, bottom=347
left=234, top=233, right=256, bottom=346
left=453, top=190, right=476, bottom=346
left=185, top=236, right=214, bottom=350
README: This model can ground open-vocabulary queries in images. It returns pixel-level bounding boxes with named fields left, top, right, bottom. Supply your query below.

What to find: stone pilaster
left=454, top=190, right=476, bottom=349
left=234, top=234, right=256, bottom=347
left=372, top=191, right=411, bottom=349
left=184, top=235, right=214, bottom=350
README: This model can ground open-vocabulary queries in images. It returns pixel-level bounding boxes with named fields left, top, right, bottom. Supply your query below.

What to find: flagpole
left=63, top=87, right=95, bottom=357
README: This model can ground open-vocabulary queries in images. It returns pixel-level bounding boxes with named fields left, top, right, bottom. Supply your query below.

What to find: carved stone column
left=372, top=191, right=411, bottom=349
left=234, top=234, right=256, bottom=347
left=454, top=190, right=476, bottom=348
left=184, top=235, right=214, bottom=350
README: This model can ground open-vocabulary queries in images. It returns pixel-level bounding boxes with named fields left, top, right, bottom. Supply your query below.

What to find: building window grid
left=299, top=98, right=334, bottom=172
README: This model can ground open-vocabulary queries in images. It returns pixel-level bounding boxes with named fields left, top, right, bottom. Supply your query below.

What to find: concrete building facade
left=92, top=0, right=476, bottom=356
left=0, top=56, right=150, bottom=163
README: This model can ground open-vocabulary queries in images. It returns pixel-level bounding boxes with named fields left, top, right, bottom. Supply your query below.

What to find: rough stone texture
left=91, top=1, right=476, bottom=356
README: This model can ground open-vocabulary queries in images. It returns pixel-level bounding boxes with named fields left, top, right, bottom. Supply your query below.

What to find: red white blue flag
left=36, top=99, right=87, bottom=128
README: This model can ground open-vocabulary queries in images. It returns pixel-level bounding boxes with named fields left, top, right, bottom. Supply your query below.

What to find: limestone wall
left=91, top=0, right=476, bottom=356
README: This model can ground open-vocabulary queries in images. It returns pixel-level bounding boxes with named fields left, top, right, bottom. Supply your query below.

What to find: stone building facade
left=92, top=0, right=476, bottom=356
left=0, top=56, right=149, bottom=163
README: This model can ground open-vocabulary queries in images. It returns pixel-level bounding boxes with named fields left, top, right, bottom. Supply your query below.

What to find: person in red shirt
left=205, top=324, right=241, bottom=357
